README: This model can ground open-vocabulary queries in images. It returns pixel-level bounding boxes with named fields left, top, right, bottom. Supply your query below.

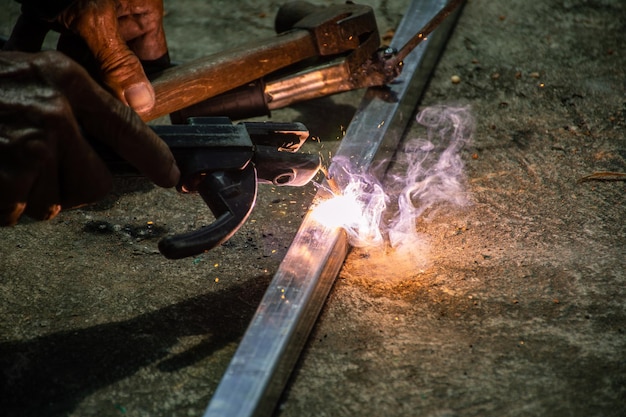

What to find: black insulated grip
left=169, top=79, right=270, bottom=123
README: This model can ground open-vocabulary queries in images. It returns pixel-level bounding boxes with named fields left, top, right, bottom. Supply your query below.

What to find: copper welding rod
left=317, top=166, right=342, bottom=196
left=324, top=176, right=342, bottom=195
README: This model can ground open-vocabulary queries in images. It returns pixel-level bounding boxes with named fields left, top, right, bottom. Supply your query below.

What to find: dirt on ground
left=1, top=0, right=624, bottom=416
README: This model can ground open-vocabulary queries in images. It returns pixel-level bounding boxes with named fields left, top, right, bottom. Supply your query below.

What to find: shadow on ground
left=0, top=277, right=269, bottom=417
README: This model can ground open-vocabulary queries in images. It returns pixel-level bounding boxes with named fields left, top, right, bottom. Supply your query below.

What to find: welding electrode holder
left=166, top=0, right=466, bottom=122
left=97, top=117, right=320, bottom=259
left=166, top=1, right=383, bottom=122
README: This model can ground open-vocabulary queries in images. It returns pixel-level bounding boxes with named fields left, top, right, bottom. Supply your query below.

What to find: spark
left=310, top=105, right=474, bottom=256
left=311, top=155, right=387, bottom=247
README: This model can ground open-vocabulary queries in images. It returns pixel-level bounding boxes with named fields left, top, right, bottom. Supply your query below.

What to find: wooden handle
left=143, top=29, right=318, bottom=122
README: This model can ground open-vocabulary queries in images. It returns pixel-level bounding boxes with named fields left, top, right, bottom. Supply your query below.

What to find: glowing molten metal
left=311, top=105, right=474, bottom=252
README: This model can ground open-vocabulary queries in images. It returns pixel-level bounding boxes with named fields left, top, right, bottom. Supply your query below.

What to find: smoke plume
left=314, top=105, right=474, bottom=256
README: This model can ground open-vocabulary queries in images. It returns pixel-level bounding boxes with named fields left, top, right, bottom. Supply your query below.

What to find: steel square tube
left=203, top=1, right=464, bottom=416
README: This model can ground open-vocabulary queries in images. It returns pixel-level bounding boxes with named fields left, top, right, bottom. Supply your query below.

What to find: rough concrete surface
left=1, top=0, right=625, bottom=416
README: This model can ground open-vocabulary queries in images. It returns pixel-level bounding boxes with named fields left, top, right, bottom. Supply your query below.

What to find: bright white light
left=311, top=105, right=474, bottom=252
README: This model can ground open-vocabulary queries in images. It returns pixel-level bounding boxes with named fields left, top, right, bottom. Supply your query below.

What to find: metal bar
left=390, top=0, right=465, bottom=65
left=202, top=1, right=465, bottom=416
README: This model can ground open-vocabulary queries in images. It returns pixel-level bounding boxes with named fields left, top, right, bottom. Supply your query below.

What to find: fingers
left=0, top=126, right=63, bottom=225
left=0, top=73, right=60, bottom=224
left=41, top=52, right=180, bottom=188
left=0, top=50, right=176, bottom=226
left=60, top=0, right=156, bottom=114
left=0, top=53, right=115, bottom=222
left=24, top=170, right=63, bottom=221
left=80, top=101, right=180, bottom=188
left=117, top=0, right=168, bottom=61
left=0, top=203, right=26, bottom=227
left=0, top=164, right=33, bottom=226
left=50, top=100, right=114, bottom=209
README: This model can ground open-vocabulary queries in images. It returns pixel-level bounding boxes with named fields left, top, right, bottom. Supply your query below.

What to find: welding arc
left=388, top=0, right=465, bottom=66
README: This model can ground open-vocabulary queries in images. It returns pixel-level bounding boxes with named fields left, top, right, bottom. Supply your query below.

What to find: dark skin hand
left=57, top=0, right=168, bottom=115
left=6, top=0, right=168, bottom=116
left=0, top=50, right=180, bottom=226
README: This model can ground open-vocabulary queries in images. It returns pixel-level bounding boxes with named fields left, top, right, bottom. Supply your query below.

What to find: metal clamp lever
left=99, top=117, right=321, bottom=259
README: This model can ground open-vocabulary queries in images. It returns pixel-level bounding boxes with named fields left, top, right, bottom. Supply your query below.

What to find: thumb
left=98, top=40, right=156, bottom=114
left=60, top=1, right=156, bottom=114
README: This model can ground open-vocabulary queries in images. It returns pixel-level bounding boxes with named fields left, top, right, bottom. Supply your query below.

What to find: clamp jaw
left=103, top=117, right=320, bottom=259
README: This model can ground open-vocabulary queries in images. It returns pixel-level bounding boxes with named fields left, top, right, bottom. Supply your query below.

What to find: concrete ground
left=1, top=0, right=625, bottom=416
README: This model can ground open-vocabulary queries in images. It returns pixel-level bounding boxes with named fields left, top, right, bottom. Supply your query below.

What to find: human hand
left=0, top=51, right=180, bottom=226
left=6, top=0, right=168, bottom=116
left=58, top=0, right=168, bottom=114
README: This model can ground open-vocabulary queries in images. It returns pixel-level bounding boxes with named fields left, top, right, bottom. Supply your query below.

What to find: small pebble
left=451, top=75, right=461, bottom=84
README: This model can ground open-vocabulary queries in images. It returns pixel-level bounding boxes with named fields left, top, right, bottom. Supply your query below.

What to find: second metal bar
left=202, top=1, right=465, bottom=416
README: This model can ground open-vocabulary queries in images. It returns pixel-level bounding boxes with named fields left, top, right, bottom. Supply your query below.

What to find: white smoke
left=386, top=105, right=473, bottom=250
left=315, top=105, right=473, bottom=253
left=320, top=155, right=388, bottom=247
